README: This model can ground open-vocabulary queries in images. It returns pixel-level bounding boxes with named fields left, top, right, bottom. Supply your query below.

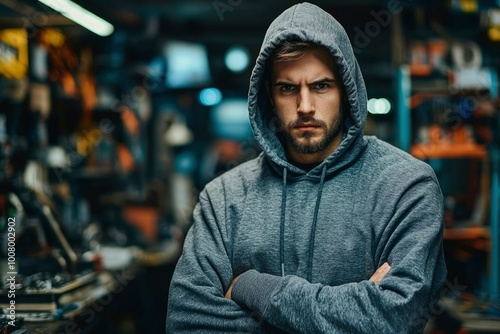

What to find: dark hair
left=266, top=40, right=343, bottom=92
left=272, top=40, right=321, bottom=63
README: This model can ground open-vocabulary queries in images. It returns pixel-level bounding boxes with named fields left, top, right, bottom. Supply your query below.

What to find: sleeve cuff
left=231, top=269, right=283, bottom=316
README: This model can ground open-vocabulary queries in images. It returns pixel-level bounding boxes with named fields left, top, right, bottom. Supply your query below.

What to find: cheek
left=274, top=96, right=293, bottom=110
left=324, top=92, right=342, bottom=105
left=317, top=97, right=341, bottom=115
left=275, top=110, right=292, bottom=127
left=274, top=101, right=295, bottom=119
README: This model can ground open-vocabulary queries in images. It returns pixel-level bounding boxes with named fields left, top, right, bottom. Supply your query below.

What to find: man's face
left=269, top=47, right=345, bottom=164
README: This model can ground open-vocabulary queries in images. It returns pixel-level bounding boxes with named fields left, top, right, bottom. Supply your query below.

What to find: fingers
left=224, top=279, right=236, bottom=300
left=369, top=262, right=391, bottom=284
left=224, top=274, right=242, bottom=300
left=224, top=284, right=233, bottom=300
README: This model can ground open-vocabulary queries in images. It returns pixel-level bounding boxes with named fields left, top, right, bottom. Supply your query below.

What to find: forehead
left=271, top=47, right=339, bottom=81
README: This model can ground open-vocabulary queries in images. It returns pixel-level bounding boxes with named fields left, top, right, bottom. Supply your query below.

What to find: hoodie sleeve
left=166, top=190, right=263, bottom=333
left=231, top=176, right=447, bottom=334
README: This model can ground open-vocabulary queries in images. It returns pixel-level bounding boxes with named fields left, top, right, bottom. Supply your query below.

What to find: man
left=167, top=2, right=446, bottom=333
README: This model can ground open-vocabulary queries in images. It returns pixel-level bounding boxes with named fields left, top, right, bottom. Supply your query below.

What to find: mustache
left=288, top=116, right=327, bottom=128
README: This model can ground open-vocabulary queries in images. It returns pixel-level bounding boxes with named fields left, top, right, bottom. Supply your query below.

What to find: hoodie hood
left=248, top=2, right=368, bottom=178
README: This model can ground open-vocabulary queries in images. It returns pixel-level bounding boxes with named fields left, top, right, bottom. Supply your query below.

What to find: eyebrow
left=273, top=77, right=337, bottom=87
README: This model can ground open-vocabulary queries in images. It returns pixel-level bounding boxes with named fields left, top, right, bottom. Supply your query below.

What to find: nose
left=297, top=88, right=315, bottom=115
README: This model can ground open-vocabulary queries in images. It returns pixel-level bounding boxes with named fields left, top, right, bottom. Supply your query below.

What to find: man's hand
left=225, top=274, right=242, bottom=300
left=369, top=262, right=391, bottom=284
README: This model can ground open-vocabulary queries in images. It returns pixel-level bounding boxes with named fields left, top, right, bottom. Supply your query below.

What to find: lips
left=294, top=123, right=320, bottom=130
left=288, top=117, right=325, bottom=131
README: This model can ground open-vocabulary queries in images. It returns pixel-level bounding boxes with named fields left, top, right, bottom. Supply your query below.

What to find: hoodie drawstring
left=279, top=165, right=327, bottom=281
left=280, top=168, right=288, bottom=277
left=307, top=165, right=327, bottom=282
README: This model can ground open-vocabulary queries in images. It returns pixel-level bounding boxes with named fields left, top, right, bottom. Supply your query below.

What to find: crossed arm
left=225, top=262, right=392, bottom=300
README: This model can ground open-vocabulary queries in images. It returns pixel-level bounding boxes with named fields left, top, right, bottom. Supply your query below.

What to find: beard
left=279, top=110, right=344, bottom=155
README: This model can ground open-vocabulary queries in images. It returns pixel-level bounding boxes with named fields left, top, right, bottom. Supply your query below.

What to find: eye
left=280, top=85, right=295, bottom=92
left=314, top=82, right=330, bottom=91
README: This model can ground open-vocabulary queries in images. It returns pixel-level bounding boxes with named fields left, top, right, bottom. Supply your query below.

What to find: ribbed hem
left=232, top=269, right=283, bottom=316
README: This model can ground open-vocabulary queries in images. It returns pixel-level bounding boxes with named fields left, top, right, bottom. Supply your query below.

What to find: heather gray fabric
left=166, top=3, right=446, bottom=333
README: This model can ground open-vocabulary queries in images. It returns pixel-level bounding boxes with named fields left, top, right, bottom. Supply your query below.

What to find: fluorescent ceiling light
left=38, top=0, right=114, bottom=37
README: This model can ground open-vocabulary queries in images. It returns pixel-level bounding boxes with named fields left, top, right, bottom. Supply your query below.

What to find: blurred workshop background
left=0, top=0, right=499, bottom=333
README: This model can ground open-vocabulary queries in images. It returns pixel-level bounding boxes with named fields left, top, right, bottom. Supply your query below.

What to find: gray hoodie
left=166, top=2, right=446, bottom=333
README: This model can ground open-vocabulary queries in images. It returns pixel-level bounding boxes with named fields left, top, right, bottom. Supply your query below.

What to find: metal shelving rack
left=396, top=65, right=500, bottom=303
